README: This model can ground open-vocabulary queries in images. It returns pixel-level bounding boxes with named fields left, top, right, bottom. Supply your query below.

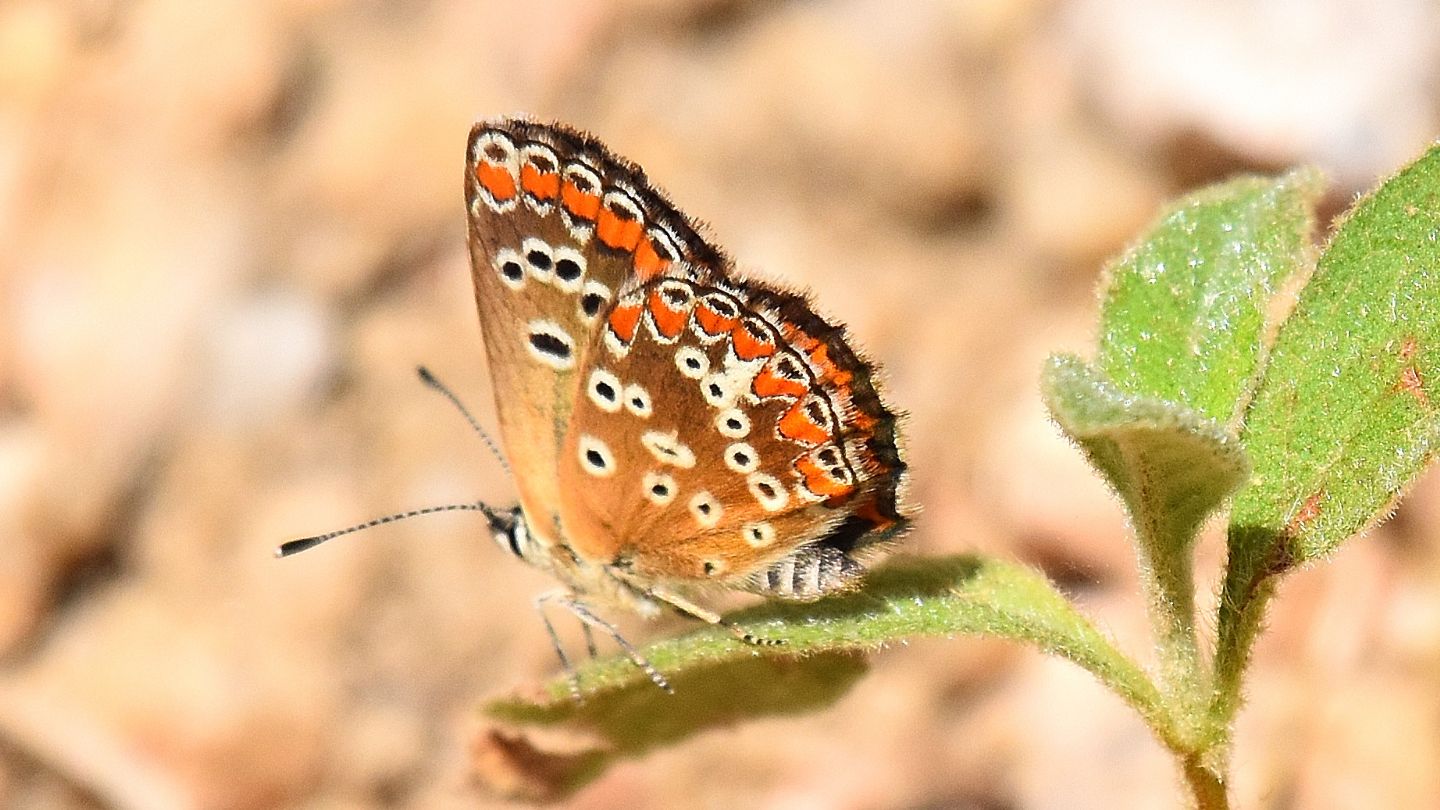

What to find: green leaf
left=1215, top=144, right=1440, bottom=733
left=476, top=555, right=1169, bottom=800
left=1098, top=170, right=1323, bottom=425
left=1042, top=354, right=1249, bottom=719
left=1230, top=144, right=1440, bottom=563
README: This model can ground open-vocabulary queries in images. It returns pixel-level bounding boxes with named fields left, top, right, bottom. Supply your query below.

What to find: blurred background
left=3, top=0, right=1440, bottom=807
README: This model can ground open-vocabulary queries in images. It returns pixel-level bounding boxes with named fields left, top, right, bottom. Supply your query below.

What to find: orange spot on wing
left=561, top=181, right=601, bottom=220
left=597, top=208, right=644, bottom=251
left=795, top=455, right=854, bottom=500
left=808, top=343, right=853, bottom=386
left=695, top=303, right=739, bottom=336
left=608, top=302, right=643, bottom=343
left=633, top=238, right=669, bottom=280
left=520, top=165, right=559, bottom=200
left=778, top=399, right=831, bottom=444
left=647, top=290, right=688, bottom=338
left=731, top=322, right=776, bottom=361
left=753, top=360, right=808, bottom=399
left=475, top=163, right=517, bottom=201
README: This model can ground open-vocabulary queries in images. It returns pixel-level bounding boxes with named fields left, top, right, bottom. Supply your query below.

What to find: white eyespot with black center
left=493, top=247, right=526, bottom=290
left=742, top=521, right=777, bottom=549
left=642, top=430, right=696, bottom=469
left=521, top=237, right=554, bottom=281
left=747, top=473, right=789, bottom=512
left=642, top=471, right=678, bottom=506
left=700, top=372, right=732, bottom=407
left=723, top=442, right=759, bottom=474
left=525, top=320, right=575, bottom=370
left=578, top=280, right=611, bottom=323
left=715, top=408, right=750, bottom=438
left=702, top=558, right=727, bottom=577
left=623, top=383, right=653, bottom=418
left=675, top=347, right=708, bottom=379
left=578, top=435, right=616, bottom=477
left=551, top=246, right=586, bottom=292
left=688, top=491, right=723, bottom=528
left=587, top=369, right=622, bottom=412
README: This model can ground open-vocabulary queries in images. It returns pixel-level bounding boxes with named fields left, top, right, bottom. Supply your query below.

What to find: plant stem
left=1182, top=754, right=1230, bottom=810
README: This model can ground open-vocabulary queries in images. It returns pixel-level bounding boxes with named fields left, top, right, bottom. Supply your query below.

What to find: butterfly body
left=466, top=118, right=909, bottom=614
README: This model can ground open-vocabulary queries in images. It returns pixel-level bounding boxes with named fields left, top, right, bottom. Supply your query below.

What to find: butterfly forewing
left=467, top=117, right=907, bottom=593
left=465, top=120, right=716, bottom=543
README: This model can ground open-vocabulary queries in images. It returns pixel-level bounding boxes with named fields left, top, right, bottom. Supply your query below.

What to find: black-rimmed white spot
left=579, top=280, right=611, bottom=322
left=715, top=408, right=750, bottom=438
left=747, top=473, right=789, bottom=512
left=723, top=442, right=759, bottom=473
left=587, top=369, right=622, bottom=412
left=642, top=471, right=678, bottom=506
left=676, top=347, right=709, bottom=379
left=525, top=320, right=575, bottom=369
left=552, top=246, right=585, bottom=292
left=742, top=522, right=777, bottom=549
left=578, top=435, right=616, bottom=477
left=642, top=430, right=696, bottom=468
left=521, top=237, right=553, bottom=280
left=623, top=383, right=653, bottom=418
left=688, top=491, right=722, bottom=528
left=493, top=247, right=525, bottom=290
left=700, top=372, right=731, bottom=407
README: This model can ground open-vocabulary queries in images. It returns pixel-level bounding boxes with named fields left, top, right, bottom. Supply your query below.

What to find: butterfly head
left=485, top=504, right=535, bottom=563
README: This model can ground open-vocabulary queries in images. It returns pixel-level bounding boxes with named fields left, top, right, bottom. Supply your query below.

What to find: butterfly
left=283, top=118, right=909, bottom=696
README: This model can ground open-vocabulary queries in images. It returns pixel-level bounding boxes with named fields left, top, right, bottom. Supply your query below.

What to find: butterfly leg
left=580, top=621, right=599, bottom=660
left=641, top=586, right=787, bottom=648
left=533, top=591, right=583, bottom=703
left=560, top=598, right=673, bottom=694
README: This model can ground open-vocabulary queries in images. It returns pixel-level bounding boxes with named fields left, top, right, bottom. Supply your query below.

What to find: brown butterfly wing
left=469, top=118, right=907, bottom=589
left=556, top=275, right=908, bottom=589
left=465, top=119, right=720, bottom=544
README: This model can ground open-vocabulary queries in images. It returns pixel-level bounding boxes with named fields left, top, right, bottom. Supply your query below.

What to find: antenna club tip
left=273, top=546, right=285, bottom=558
left=417, top=365, right=437, bottom=384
